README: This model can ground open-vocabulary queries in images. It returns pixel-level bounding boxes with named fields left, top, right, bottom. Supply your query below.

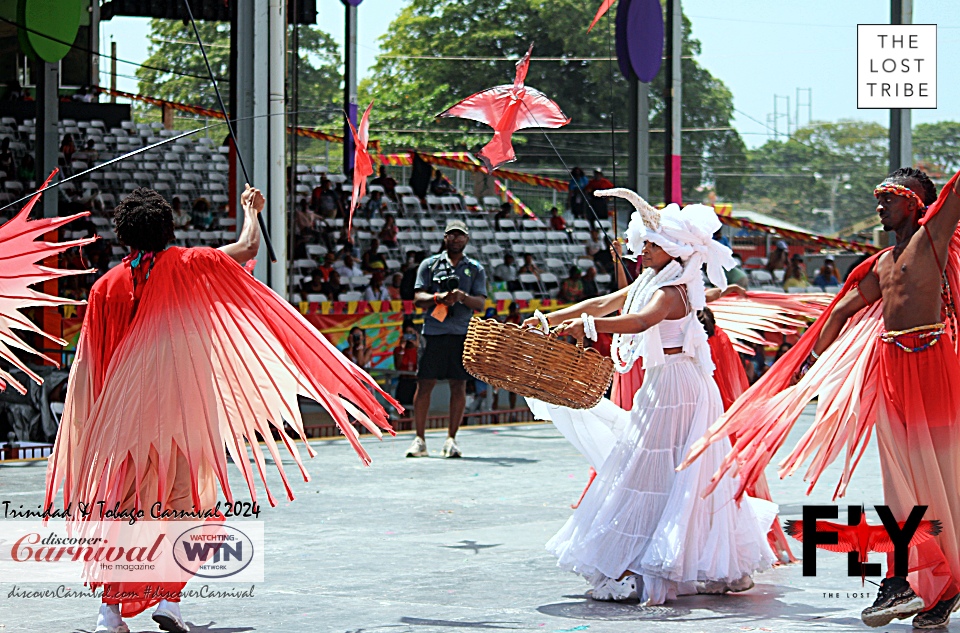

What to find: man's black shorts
left=417, top=334, right=472, bottom=381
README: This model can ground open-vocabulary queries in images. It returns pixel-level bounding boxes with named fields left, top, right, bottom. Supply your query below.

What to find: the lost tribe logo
left=173, top=525, right=255, bottom=579
left=788, top=505, right=941, bottom=579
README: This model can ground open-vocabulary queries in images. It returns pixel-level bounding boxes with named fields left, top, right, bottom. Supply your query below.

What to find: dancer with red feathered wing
left=0, top=171, right=95, bottom=394
left=45, top=186, right=398, bottom=633
left=681, top=167, right=960, bottom=629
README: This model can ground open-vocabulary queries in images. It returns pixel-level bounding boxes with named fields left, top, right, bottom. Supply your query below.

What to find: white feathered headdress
left=595, top=188, right=736, bottom=310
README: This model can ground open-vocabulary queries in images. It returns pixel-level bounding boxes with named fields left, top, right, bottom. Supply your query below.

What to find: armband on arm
left=855, top=283, right=877, bottom=306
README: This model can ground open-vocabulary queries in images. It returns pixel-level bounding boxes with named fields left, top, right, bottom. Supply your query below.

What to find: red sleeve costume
left=45, top=246, right=397, bottom=616
left=684, top=172, right=960, bottom=609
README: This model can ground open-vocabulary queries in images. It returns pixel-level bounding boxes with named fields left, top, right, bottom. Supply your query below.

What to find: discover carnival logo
left=173, top=525, right=254, bottom=579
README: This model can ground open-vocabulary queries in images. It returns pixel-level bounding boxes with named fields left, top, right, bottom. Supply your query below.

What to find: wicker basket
left=462, top=317, right=615, bottom=409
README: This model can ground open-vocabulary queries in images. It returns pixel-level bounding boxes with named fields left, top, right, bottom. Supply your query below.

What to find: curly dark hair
left=113, top=188, right=175, bottom=252
left=887, top=167, right=938, bottom=206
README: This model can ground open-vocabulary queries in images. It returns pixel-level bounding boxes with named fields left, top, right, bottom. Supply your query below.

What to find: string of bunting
left=297, top=298, right=566, bottom=316
left=92, top=87, right=379, bottom=148
left=715, top=214, right=880, bottom=255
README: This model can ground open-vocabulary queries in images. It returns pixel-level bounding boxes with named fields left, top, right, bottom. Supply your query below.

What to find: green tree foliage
left=135, top=20, right=342, bottom=123
left=741, top=120, right=889, bottom=233
left=361, top=0, right=744, bottom=203
left=914, top=121, right=960, bottom=177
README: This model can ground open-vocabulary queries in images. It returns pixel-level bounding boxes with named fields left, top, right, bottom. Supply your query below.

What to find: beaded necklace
left=611, top=260, right=683, bottom=373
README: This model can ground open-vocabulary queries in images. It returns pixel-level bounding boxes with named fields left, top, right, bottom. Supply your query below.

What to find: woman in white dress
left=525, top=189, right=775, bottom=606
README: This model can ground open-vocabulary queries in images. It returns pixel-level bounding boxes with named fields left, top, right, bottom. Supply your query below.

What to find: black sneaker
left=861, top=577, right=925, bottom=627
left=913, top=593, right=960, bottom=630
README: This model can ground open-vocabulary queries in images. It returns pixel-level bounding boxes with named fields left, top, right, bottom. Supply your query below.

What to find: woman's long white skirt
left=528, top=355, right=776, bottom=605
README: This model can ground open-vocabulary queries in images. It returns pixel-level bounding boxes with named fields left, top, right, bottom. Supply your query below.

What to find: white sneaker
left=441, top=436, right=462, bottom=458
left=696, top=575, right=754, bottom=595
left=726, top=574, right=755, bottom=593
left=152, top=599, right=189, bottom=633
left=587, top=575, right=638, bottom=602
left=95, top=604, right=130, bottom=633
left=405, top=436, right=428, bottom=458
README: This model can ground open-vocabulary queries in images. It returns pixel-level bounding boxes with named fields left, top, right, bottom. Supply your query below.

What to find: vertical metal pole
left=343, top=0, right=358, bottom=174
left=663, top=0, right=682, bottom=205
left=889, top=0, right=913, bottom=172
left=90, top=1, right=100, bottom=89
left=35, top=62, right=59, bottom=219
left=110, top=41, right=117, bottom=103
left=628, top=76, right=649, bottom=200
left=268, top=0, right=287, bottom=293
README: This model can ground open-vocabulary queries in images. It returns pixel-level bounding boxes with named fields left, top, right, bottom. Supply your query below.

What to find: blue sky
left=99, top=0, right=959, bottom=148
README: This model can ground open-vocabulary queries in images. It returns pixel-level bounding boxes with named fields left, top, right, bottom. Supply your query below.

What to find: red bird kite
left=438, top=45, right=570, bottom=173
left=346, top=101, right=374, bottom=239
left=588, top=0, right=617, bottom=31
left=785, top=514, right=942, bottom=583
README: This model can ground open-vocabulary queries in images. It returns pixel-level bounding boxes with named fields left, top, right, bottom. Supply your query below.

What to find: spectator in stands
left=585, top=167, right=613, bottom=225
left=518, top=253, right=542, bottom=278
left=493, top=253, right=520, bottom=291
left=400, top=251, right=424, bottom=300
left=191, top=197, right=213, bottom=230
left=322, top=270, right=344, bottom=301
left=713, top=228, right=731, bottom=249
left=6, top=81, right=23, bottom=101
left=72, top=85, right=96, bottom=103
left=336, top=253, right=363, bottom=279
left=567, top=167, right=589, bottom=219
left=782, top=258, right=808, bottom=291
left=170, top=196, right=192, bottom=229
left=393, top=319, right=420, bottom=406
left=726, top=252, right=750, bottom=288
left=751, top=342, right=767, bottom=379
left=812, top=256, right=840, bottom=290
left=313, top=178, right=341, bottom=219
left=558, top=266, right=585, bottom=303
left=582, top=266, right=600, bottom=299
left=59, top=133, right=77, bottom=166
left=363, top=189, right=387, bottom=219
left=765, top=240, right=789, bottom=275
left=363, top=270, right=391, bottom=302
left=76, top=138, right=98, bottom=163
left=585, top=228, right=603, bottom=258
left=388, top=272, right=403, bottom=300
left=342, top=326, right=372, bottom=370
left=429, top=168, right=455, bottom=196
left=379, top=214, right=399, bottom=249
left=549, top=206, right=566, bottom=231
left=505, top=301, right=523, bottom=325
left=407, top=220, right=487, bottom=459
left=372, top=165, right=398, bottom=201
left=316, top=252, right=337, bottom=282
left=743, top=355, right=758, bottom=384
left=774, top=341, right=793, bottom=364
left=299, top=275, right=326, bottom=302
left=0, top=138, right=14, bottom=176
left=494, top=203, right=511, bottom=230
left=17, top=152, right=35, bottom=183
left=361, top=238, right=387, bottom=272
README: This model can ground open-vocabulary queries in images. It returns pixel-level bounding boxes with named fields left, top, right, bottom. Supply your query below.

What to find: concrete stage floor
left=1, top=404, right=909, bottom=632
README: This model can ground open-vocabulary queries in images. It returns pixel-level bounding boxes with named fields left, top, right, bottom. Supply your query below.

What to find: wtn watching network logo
left=789, top=505, right=941, bottom=580
left=173, top=525, right=255, bottom=579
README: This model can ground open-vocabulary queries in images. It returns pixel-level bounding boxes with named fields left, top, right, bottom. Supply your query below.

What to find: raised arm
left=924, top=177, right=960, bottom=270
left=705, top=284, right=747, bottom=303
left=220, top=184, right=264, bottom=265
left=553, top=286, right=684, bottom=339
left=522, top=287, right=629, bottom=329
left=791, top=270, right=880, bottom=383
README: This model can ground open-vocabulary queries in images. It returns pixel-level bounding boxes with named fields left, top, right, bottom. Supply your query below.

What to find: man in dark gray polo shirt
left=406, top=220, right=487, bottom=458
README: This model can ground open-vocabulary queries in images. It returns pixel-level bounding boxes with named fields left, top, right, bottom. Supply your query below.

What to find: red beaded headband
left=874, top=182, right=927, bottom=211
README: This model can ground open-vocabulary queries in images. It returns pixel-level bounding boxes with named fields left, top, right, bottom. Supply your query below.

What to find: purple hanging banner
left=625, top=0, right=664, bottom=83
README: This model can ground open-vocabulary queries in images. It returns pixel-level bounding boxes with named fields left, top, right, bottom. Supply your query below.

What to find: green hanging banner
left=17, top=0, right=82, bottom=63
